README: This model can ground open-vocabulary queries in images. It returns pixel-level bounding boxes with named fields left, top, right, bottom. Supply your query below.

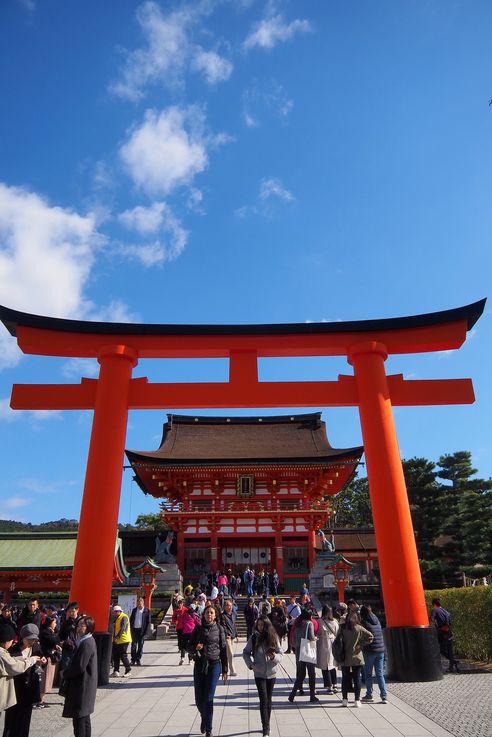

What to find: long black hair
left=253, top=616, right=279, bottom=653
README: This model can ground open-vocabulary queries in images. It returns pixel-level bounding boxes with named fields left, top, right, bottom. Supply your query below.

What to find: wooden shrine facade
left=126, top=414, right=363, bottom=593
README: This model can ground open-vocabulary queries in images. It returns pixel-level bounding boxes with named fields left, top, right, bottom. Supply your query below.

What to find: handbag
left=299, top=636, right=317, bottom=664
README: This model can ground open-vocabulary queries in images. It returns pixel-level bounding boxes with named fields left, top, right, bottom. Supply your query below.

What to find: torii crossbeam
left=0, top=298, right=486, bottom=682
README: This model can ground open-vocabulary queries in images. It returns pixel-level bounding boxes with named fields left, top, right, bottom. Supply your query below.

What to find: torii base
left=384, top=627, right=443, bottom=682
left=94, top=632, right=113, bottom=686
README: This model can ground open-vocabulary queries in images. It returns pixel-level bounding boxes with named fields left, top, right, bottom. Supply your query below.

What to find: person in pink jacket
left=217, top=572, right=228, bottom=595
left=178, top=606, right=201, bottom=664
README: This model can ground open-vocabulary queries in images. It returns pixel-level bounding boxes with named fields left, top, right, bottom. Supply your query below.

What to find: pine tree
left=333, top=475, right=373, bottom=528
left=437, top=451, right=492, bottom=581
left=402, top=457, right=446, bottom=586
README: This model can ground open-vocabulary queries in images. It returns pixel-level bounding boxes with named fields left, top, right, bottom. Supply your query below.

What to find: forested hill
left=0, top=518, right=79, bottom=532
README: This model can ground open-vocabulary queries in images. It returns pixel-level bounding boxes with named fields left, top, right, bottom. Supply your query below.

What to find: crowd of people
left=192, top=567, right=281, bottom=599
left=1, top=590, right=460, bottom=737
left=170, top=581, right=394, bottom=737
left=0, top=596, right=151, bottom=737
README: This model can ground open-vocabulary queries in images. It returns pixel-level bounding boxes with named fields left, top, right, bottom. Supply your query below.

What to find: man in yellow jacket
left=111, top=605, right=132, bottom=678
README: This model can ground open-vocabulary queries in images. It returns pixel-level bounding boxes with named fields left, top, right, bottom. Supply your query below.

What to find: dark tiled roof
left=0, top=300, right=485, bottom=337
left=126, top=413, right=363, bottom=464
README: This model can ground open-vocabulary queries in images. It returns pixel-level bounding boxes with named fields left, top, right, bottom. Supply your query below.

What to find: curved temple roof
left=0, top=299, right=486, bottom=338
left=126, top=412, right=363, bottom=466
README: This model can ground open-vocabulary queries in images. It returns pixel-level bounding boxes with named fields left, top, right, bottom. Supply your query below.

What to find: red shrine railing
left=160, top=498, right=333, bottom=513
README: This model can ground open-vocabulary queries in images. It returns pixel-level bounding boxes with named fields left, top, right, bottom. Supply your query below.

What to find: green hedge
left=425, top=586, right=492, bottom=661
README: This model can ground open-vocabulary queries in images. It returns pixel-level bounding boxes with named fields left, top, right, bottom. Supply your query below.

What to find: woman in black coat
left=62, top=616, right=98, bottom=737
left=188, top=605, right=228, bottom=737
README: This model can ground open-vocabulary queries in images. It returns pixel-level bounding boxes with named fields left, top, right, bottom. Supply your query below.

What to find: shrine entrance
left=0, top=298, right=485, bottom=683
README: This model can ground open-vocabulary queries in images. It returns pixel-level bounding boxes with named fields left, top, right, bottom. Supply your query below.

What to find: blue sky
left=0, top=0, right=490, bottom=524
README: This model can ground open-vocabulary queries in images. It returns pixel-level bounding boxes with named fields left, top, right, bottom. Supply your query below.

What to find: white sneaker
left=122, top=671, right=131, bottom=678
left=354, top=700, right=362, bottom=708
left=110, top=671, right=120, bottom=677
left=342, top=699, right=348, bottom=707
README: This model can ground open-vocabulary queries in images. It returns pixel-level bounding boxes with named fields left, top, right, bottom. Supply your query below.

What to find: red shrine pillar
left=349, top=341, right=441, bottom=681
left=70, top=345, right=137, bottom=634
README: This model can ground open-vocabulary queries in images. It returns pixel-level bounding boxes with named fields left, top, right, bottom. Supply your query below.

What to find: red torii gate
left=0, top=299, right=485, bottom=681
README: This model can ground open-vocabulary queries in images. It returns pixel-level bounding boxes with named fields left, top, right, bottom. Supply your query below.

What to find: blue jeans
left=194, top=660, right=221, bottom=732
left=246, top=581, right=253, bottom=596
left=364, top=651, right=387, bottom=699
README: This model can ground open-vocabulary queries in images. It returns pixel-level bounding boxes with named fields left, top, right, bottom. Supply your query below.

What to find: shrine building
left=126, top=413, right=363, bottom=593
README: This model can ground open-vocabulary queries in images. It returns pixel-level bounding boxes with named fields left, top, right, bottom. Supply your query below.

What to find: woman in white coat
left=316, top=605, right=339, bottom=693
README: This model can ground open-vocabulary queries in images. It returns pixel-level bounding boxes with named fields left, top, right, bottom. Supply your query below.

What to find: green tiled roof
left=0, top=533, right=77, bottom=570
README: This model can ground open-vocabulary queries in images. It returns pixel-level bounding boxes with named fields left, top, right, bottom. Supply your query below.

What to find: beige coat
left=316, top=617, right=339, bottom=670
left=0, top=646, right=38, bottom=711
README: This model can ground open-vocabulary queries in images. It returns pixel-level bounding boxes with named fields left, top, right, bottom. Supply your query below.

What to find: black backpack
left=332, top=630, right=345, bottom=663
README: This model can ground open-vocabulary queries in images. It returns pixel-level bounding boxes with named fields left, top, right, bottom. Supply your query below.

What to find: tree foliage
left=0, top=518, right=79, bottom=532
left=333, top=451, right=492, bottom=588
left=134, top=513, right=164, bottom=530
left=333, top=475, right=373, bottom=527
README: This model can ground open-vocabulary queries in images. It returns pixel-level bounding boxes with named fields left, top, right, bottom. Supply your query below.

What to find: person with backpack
left=336, top=611, right=374, bottom=707
left=429, top=598, right=459, bottom=673
left=243, top=568, right=254, bottom=597
left=188, top=605, right=228, bottom=737
left=243, top=617, right=283, bottom=737
left=359, top=605, right=387, bottom=703
left=288, top=609, right=319, bottom=703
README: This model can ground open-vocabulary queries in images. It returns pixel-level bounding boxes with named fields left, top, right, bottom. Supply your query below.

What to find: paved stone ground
left=2, top=639, right=489, bottom=737
left=389, top=672, right=492, bottom=737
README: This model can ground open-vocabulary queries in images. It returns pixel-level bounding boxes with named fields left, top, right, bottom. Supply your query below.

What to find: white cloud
left=2, top=496, right=30, bottom=510
left=0, top=495, right=31, bottom=521
left=0, top=183, right=106, bottom=369
left=110, top=1, right=232, bottom=99
left=0, top=397, right=62, bottom=424
left=62, top=358, right=100, bottom=379
left=93, top=160, right=113, bottom=190
left=110, top=1, right=190, bottom=100
left=90, top=300, right=139, bottom=323
left=117, top=201, right=189, bottom=264
left=235, top=176, right=295, bottom=218
left=244, top=111, right=258, bottom=128
left=0, top=184, right=99, bottom=318
left=192, top=50, right=233, bottom=85
left=120, top=107, right=210, bottom=196
left=119, top=202, right=167, bottom=235
left=117, top=242, right=166, bottom=267
left=242, top=80, right=293, bottom=127
left=259, top=177, right=294, bottom=202
left=244, top=14, right=311, bottom=51
left=187, top=188, right=204, bottom=213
